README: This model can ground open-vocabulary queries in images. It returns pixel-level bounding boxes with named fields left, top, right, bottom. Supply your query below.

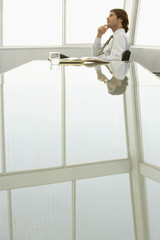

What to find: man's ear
left=119, top=18, right=123, bottom=23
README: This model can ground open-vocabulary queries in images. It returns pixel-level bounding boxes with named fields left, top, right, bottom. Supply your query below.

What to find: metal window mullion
left=123, top=0, right=126, bottom=9
left=7, top=190, right=13, bottom=240
left=0, top=0, right=3, bottom=46
left=0, top=159, right=129, bottom=191
left=131, top=62, right=150, bottom=239
left=62, top=0, right=66, bottom=46
left=72, top=180, right=76, bottom=240
left=129, top=0, right=140, bottom=45
left=123, top=66, right=138, bottom=240
left=123, top=93, right=130, bottom=160
left=61, top=66, right=66, bottom=167
left=0, top=74, right=6, bottom=173
left=125, top=62, right=150, bottom=240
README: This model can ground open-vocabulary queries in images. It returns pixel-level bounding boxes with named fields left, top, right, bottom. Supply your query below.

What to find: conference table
left=0, top=60, right=160, bottom=240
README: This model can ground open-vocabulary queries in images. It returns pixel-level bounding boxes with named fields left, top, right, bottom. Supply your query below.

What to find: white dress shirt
left=109, top=61, right=130, bottom=80
left=93, top=28, right=130, bottom=61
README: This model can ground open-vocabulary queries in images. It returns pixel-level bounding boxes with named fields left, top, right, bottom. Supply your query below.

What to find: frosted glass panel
left=0, top=191, right=10, bottom=240
left=66, top=0, right=124, bottom=43
left=3, top=61, right=62, bottom=171
left=146, top=178, right=160, bottom=240
left=135, top=0, right=160, bottom=45
left=11, top=182, right=72, bottom=240
left=3, top=0, right=62, bottom=46
left=0, top=153, right=1, bottom=173
left=136, top=64, right=160, bottom=167
left=66, top=66, right=127, bottom=165
left=0, top=76, right=2, bottom=173
left=76, top=174, right=134, bottom=240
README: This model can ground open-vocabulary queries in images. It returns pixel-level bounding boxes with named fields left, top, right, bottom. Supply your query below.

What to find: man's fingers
left=99, top=26, right=107, bottom=33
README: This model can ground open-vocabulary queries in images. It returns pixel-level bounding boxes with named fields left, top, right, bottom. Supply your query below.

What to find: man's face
left=107, top=11, right=122, bottom=29
left=107, top=77, right=122, bottom=94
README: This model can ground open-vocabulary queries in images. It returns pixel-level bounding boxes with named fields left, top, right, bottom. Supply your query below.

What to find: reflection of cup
left=49, top=62, right=60, bottom=70
left=49, top=52, right=60, bottom=64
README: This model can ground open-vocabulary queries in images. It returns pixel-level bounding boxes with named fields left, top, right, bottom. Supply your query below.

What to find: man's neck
left=112, top=26, right=123, bottom=32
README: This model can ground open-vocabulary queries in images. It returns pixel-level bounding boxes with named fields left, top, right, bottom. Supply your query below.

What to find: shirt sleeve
left=93, top=38, right=102, bottom=56
left=99, top=34, right=127, bottom=61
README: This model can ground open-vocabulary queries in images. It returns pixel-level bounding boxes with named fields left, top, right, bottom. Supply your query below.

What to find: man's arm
left=99, top=35, right=127, bottom=61
left=93, top=24, right=109, bottom=56
left=97, top=24, right=108, bottom=38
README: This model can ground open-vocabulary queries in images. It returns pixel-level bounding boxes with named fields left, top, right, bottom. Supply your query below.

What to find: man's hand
left=96, top=70, right=108, bottom=82
left=97, top=24, right=109, bottom=38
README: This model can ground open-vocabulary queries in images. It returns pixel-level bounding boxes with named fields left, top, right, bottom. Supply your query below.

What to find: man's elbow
left=106, top=52, right=122, bottom=61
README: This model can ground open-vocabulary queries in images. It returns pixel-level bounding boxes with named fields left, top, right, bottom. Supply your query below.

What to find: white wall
left=0, top=47, right=92, bottom=73
left=130, top=46, right=160, bottom=73
left=1, top=46, right=160, bottom=74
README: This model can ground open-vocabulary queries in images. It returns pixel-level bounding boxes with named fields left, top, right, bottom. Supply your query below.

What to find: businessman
left=93, top=8, right=130, bottom=61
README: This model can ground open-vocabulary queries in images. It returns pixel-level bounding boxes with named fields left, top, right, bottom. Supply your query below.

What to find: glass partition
left=3, top=62, right=62, bottom=171
left=1, top=61, right=129, bottom=172
left=146, top=178, right=160, bottom=240
left=136, top=63, right=160, bottom=167
left=11, top=182, right=72, bottom=240
left=0, top=174, right=135, bottom=240
left=65, top=65, right=127, bottom=165
left=0, top=191, right=9, bottom=240
left=135, top=0, right=160, bottom=45
left=0, top=74, right=3, bottom=173
left=3, top=0, right=62, bottom=46
left=76, top=174, right=134, bottom=240
left=66, top=0, right=124, bottom=44
left=2, top=0, right=125, bottom=46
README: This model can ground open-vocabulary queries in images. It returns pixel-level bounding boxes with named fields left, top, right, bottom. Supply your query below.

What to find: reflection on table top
left=0, top=60, right=160, bottom=240
left=0, top=61, right=131, bottom=173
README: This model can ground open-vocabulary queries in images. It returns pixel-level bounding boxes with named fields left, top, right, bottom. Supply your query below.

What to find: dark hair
left=108, top=76, right=128, bottom=95
left=110, top=8, right=129, bottom=33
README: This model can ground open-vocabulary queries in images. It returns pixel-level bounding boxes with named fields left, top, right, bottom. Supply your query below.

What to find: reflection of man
left=93, top=8, right=130, bottom=61
left=96, top=61, right=130, bottom=95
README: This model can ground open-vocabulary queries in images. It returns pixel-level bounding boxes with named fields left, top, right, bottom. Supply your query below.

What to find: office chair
left=122, top=50, right=131, bottom=61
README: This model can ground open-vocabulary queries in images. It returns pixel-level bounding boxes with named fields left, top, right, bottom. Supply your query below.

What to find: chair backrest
left=122, top=50, right=131, bottom=61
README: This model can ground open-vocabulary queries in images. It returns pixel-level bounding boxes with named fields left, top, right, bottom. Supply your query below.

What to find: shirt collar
left=113, top=28, right=125, bottom=36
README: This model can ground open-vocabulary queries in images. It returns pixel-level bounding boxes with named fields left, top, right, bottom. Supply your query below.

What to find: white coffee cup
left=49, top=52, right=60, bottom=64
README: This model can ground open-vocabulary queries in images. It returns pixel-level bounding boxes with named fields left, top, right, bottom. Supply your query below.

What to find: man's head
left=107, top=8, right=129, bottom=33
left=106, top=76, right=128, bottom=95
